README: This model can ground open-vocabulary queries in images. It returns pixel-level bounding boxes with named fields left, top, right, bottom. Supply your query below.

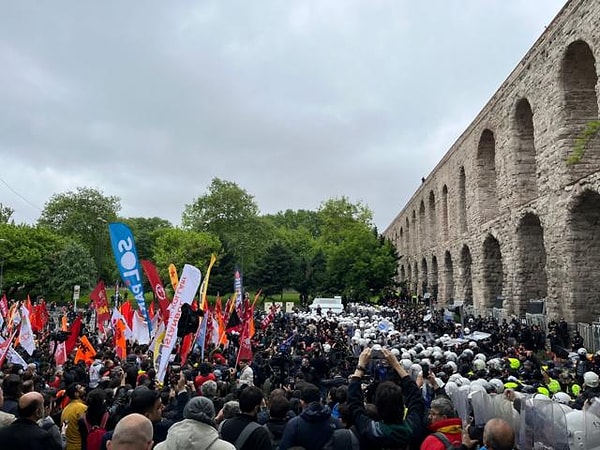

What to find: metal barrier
left=577, top=322, right=600, bottom=353
left=492, top=308, right=508, bottom=322
left=525, top=313, right=547, bottom=331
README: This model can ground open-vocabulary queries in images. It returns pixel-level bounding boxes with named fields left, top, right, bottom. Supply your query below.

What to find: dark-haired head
left=375, top=381, right=404, bottom=423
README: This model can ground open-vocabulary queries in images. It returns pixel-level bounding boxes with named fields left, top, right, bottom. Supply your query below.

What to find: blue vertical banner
left=108, top=222, right=152, bottom=336
left=234, top=268, right=243, bottom=309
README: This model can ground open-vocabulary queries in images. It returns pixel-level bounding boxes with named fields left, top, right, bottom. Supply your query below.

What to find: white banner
left=157, top=264, right=202, bottom=383
left=18, top=306, right=36, bottom=355
left=132, top=311, right=150, bottom=345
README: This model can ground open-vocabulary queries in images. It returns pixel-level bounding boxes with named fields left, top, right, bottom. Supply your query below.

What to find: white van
left=309, top=296, right=344, bottom=314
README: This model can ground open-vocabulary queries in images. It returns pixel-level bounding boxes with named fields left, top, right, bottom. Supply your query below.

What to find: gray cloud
left=0, top=0, right=565, bottom=229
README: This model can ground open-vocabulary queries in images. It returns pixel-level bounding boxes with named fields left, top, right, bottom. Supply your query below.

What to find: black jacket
left=0, top=418, right=63, bottom=450
left=221, top=413, right=273, bottom=450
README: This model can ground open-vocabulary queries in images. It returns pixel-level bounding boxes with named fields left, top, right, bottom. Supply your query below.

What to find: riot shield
left=565, top=402, right=600, bottom=450
left=471, top=389, right=494, bottom=427
left=519, top=398, right=569, bottom=450
left=491, top=393, right=520, bottom=434
left=448, top=384, right=470, bottom=424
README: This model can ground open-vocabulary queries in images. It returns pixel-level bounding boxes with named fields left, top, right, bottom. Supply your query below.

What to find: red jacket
left=194, top=372, right=216, bottom=392
left=420, top=417, right=463, bottom=450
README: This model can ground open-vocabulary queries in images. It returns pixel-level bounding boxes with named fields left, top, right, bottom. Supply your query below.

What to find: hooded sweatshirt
left=278, top=402, right=340, bottom=450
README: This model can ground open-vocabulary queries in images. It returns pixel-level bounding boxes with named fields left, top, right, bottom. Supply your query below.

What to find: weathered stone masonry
left=383, top=0, right=600, bottom=324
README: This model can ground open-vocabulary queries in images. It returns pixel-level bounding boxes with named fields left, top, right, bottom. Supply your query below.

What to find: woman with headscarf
left=155, top=397, right=234, bottom=450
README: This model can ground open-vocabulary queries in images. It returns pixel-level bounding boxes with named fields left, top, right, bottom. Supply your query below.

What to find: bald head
left=107, top=413, right=153, bottom=450
left=483, top=418, right=515, bottom=450
left=18, top=392, right=44, bottom=420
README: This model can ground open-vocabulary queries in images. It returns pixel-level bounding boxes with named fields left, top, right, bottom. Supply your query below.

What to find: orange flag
left=61, top=315, right=68, bottom=332
left=168, top=263, right=179, bottom=290
left=74, top=335, right=97, bottom=364
left=114, top=320, right=127, bottom=360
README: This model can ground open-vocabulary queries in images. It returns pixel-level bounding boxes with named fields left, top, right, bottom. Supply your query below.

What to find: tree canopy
left=3, top=180, right=399, bottom=303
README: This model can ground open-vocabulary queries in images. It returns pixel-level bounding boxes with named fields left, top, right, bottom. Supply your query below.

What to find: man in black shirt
left=221, top=386, right=272, bottom=450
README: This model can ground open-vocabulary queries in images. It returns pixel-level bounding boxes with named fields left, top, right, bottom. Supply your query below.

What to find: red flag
left=65, top=316, right=82, bottom=354
left=37, top=299, right=49, bottom=330
left=121, top=302, right=134, bottom=330
left=261, top=304, right=278, bottom=330
left=0, top=294, right=7, bottom=318
left=24, top=295, right=32, bottom=314
left=180, top=333, right=194, bottom=366
left=53, top=341, right=67, bottom=366
left=236, top=320, right=253, bottom=366
left=141, top=260, right=170, bottom=321
left=90, top=281, right=110, bottom=332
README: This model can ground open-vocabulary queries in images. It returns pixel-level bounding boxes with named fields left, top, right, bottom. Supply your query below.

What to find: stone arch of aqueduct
left=383, top=0, right=600, bottom=324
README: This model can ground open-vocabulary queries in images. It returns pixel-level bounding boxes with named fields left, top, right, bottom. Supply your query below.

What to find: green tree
left=318, top=197, right=373, bottom=244
left=0, top=223, right=65, bottom=299
left=38, top=187, right=121, bottom=278
left=124, top=217, right=173, bottom=261
left=248, top=241, right=299, bottom=299
left=324, top=224, right=398, bottom=301
left=264, top=209, right=322, bottom=238
left=182, top=178, right=273, bottom=272
left=182, top=178, right=259, bottom=234
left=0, top=203, right=14, bottom=224
left=152, top=228, right=221, bottom=285
left=44, top=240, right=96, bottom=299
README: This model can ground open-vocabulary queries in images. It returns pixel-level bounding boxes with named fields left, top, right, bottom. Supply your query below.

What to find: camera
left=420, top=362, right=430, bottom=379
left=371, top=344, right=385, bottom=359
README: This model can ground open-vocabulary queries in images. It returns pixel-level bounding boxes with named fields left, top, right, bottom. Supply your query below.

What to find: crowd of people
left=0, top=297, right=599, bottom=450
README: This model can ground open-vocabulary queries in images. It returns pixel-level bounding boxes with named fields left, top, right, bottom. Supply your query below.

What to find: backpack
left=433, top=432, right=462, bottom=450
left=323, top=428, right=360, bottom=450
left=83, top=412, right=109, bottom=450
left=262, top=423, right=282, bottom=450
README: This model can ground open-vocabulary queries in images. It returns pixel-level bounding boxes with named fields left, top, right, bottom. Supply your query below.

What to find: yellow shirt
left=61, top=399, right=88, bottom=450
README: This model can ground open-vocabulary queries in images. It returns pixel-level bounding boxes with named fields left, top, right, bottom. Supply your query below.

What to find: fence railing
left=577, top=322, right=600, bottom=353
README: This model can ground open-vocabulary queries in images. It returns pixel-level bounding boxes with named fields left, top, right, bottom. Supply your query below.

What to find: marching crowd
left=0, top=297, right=599, bottom=450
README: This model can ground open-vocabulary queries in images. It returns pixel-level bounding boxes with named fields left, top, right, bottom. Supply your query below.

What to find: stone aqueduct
left=383, top=0, right=600, bottom=325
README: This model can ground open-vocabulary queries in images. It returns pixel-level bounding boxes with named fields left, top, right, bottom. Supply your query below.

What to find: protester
left=480, top=418, right=515, bottom=450
left=4, top=291, right=600, bottom=449
left=0, top=391, right=63, bottom=450
left=278, top=383, right=340, bottom=450
left=420, top=397, right=462, bottom=450
left=106, top=414, right=153, bottom=450
left=0, top=386, right=16, bottom=427
left=155, top=396, right=234, bottom=450
left=347, top=347, right=425, bottom=450
left=220, top=386, right=272, bottom=450
left=61, top=383, right=88, bottom=450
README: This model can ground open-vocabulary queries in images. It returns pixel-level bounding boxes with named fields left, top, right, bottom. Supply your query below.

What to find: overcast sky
left=0, top=0, right=566, bottom=231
